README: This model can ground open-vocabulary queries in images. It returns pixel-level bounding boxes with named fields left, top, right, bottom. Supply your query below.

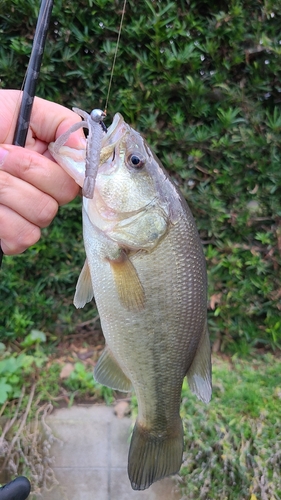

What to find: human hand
left=0, top=89, right=85, bottom=255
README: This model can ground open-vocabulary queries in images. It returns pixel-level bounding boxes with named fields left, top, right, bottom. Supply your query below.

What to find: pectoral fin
left=109, top=251, right=145, bottom=312
left=74, top=259, right=94, bottom=308
left=94, top=346, right=132, bottom=392
left=186, top=322, right=212, bottom=403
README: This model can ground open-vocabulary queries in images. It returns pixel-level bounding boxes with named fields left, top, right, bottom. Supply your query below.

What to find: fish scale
left=48, top=111, right=212, bottom=491
left=85, top=209, right=205, bottom=425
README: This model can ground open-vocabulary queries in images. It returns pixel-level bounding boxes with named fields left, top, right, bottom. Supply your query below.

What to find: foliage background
left=0, top=1, right=281, bottom=497
left=1, top=0, right=281, bottom=352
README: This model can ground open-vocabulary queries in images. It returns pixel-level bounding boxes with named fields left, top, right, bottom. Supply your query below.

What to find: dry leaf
left=77, top=350, right=94, bottom=360
left=210, top=293, right=222, bottom=310
left=60, top=363, right=75, bottom=379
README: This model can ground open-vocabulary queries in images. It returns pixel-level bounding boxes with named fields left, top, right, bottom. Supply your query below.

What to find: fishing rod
left=0, top=0, right=54, bottom=268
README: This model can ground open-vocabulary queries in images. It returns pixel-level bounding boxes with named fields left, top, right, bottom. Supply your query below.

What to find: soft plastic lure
left=53, top=107, right=106, bottom=198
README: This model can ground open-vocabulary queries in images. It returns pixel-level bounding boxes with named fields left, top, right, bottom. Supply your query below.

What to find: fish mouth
left=102, top=113, right=128, bottom=149
left=98, top=113, right=129, bottom=172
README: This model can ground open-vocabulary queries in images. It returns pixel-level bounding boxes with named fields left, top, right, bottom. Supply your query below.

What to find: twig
left=1, top=383, right=36, bottom=471
left=0, top=386, right=25, bottom=443
left=76, top=314, right=100, bottom=328
left=0, top=400, right=8, bottom=418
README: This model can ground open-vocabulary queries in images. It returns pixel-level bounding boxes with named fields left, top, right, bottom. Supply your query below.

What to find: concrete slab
left=44, top=468, right=108, bottom=500
left=40, top=404, right=181, bottom=500
left=110, top=413, right=132, bottom=467
left=46, top=420, right=109, bottom=467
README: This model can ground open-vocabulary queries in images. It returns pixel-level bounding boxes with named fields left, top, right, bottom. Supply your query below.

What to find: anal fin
left=74, top=259, right=94, bottom=308
left=94, top=346, right=132, bottom=392
left=109, top=251, right=145, bottom=312
left=186, top=321, right=212, bottom=403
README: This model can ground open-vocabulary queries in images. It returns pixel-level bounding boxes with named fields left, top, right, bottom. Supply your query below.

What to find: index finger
left=31, top=95, right=85, bottom=145
left=0, top=90, right=85, bottom=149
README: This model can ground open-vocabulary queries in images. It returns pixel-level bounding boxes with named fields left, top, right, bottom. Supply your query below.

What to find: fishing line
left=104, top=0, right=127, bottom=114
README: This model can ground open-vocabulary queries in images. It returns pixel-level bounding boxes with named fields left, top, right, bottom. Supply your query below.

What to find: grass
left=0, top=332, right=114, bottom=491
left=1, top=336, right=281, bottom=498
left=179, top=354, right=281, bottom=499
left=0, top=325, right=112, bottom=413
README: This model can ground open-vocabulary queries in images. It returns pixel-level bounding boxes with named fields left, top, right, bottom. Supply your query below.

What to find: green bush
left=0, top=335, right=111, bottom=408
left=64, top=361, right=114, bottom=404
left=0, top=0, right=280, bottom=351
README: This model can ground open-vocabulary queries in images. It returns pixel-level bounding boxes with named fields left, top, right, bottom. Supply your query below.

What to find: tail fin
left=128, top=418, right=183, bottom=491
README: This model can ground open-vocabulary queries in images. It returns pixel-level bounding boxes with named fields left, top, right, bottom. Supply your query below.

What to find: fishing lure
left=53, top=107, right=107, bottom=199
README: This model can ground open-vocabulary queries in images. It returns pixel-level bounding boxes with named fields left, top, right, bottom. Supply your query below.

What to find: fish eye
left=127, top=153, right=145, bottom=169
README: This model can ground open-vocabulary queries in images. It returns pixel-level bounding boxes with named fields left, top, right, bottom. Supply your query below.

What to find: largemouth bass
left=49, top=112, right=212, bottom=491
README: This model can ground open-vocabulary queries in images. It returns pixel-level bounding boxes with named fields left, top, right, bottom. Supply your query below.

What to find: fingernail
left=0, top=147, right=8, bottom=166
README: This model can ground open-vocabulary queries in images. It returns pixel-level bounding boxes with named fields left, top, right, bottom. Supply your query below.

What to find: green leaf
left=0, top=379, right=12, bottom=404
left=20, top=330, right=46, bottom=348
